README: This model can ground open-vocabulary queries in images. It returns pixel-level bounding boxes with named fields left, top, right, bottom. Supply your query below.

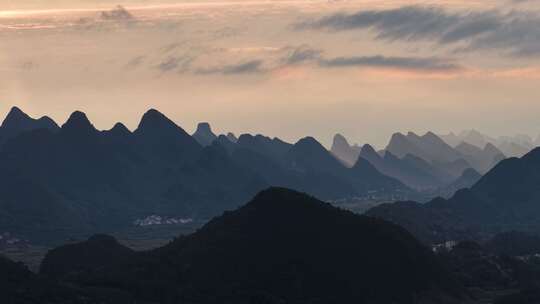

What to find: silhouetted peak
left=352, top=156, right=380, bottom=172
left=254, top=134, right=272, bottom=141
left=137, top=109, right=171, bottom=129
left=332, top=133, right=349, bottom=148
left=192, top=122, right=217, bottom=146
left=237, top=133, right=284, bottom=147
left=109, top=122, right=131, bottom=136
left=61, top=111, right=97, bottom=134
left=423, top=131, right=438, bottom=138
left=196, top=122, right=212, bottom=133
left=2, top=106, right=27, bottom=122
left=1, top=106, right=58, bottom=134
left=1, top=106, right=32, bottom=129
left=226, top=132, right=238, bottom=143
left=294, top=136, right=325, bottom=151
left=422, top=131, right=445, bottom=143
left=484, top=142, right=501, bottom=154
left=360, top=143, right=376, bottom=154
left=390, top=132, right=407, bottom=141
left=135, top=109, right=190, bottom=137
left=360, top=144, right=380, bottom=159
left=37, top=116, right=59, bottom=128
left=407, top=131, right=421, bottom=139
left=387, top=132, right=410, bottom=148
left=237, top=133, right=253, bottom=141
left=244, top=187, right=322, bottom=212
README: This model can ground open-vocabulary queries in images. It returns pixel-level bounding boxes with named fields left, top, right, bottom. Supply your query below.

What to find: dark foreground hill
left=0, top=255, right=94, bottom=304
left=39, top=188, right=467, bottom=304
left=367, top=147, right=540, bottom=244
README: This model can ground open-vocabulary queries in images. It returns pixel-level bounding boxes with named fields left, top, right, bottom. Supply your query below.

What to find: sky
left=2, top=0, right=540, bottom=148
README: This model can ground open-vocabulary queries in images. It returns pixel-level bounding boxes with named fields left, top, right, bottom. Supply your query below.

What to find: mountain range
left=440, top=129, right=535, bottom=158
left=0, top=107, right=412, bottom=244
left=367, top=146, right=540, bottom=244
left=331, top=131, right=508, bottom=192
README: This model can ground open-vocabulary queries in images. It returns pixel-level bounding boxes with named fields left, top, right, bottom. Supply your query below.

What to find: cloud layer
left=300, top=5, right=540, bottom=57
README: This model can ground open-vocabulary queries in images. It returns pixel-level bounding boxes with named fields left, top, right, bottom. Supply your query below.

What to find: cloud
left=156, top=56, right=194, bottom=73
left=125, top=56, right=146, bottom=70
left=282, top=45, right=323, bottom=64
left=197, top=60, right=265, bottom=75
left=100, top=5, right=134, bottom=21
left=318, top=55, right=462, bottom=72
left=298, top=6, right=540, bottom=57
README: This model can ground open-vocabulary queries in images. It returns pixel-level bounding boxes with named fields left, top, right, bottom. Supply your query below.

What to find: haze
left=2, top=0, right=540, bottom=147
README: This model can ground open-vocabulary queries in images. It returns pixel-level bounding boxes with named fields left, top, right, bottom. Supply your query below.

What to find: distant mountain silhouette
left=439, top=129, right=534, bottom=158
left=387, top=131, right=463, bottom=164
left=359, top=144, right=452, bottom=190
left=435, top=168, right=482, bottom=198
left=0, top=106, right=58, bottom=147
left=330, top=133, right=361, bottom=167
left=192, top=122, right=217, bottom=146
left=38, top=188, right=467, bottom=303
left=0, top=108, right=268, bottom=243
left=384, top=130, right=507, bottom=179
left=214, top=134, right=237, bottom=154
left=225, top=135, right=413, bottom=200
left=226, top=132, right=238, bottom=143
left=439, top=132, right=461, bottom=147
left=497, top=140, right=530, bottom=158
left=0, top=108, right=414, bottom=243
left=106, top=122, right=131, bottom=136
left=455, top=142, right=505, bottom=173
left=367, top=147, right=540, bottom=243
left=134, top=108, right=202, bottom=162
left=284, top=137, right=411, bottom=199
left=236, top=133, right=292, bottom=162
left=460, top=129, right=492, bottom=148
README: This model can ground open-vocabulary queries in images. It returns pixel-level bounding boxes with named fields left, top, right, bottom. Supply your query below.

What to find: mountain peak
left=390, top=132, right=407, bottom=141
left=332, top=133, right=349, bottom=148
left=136, top=109, right=185, bottom=135
left=484, top=142, right=501, bottom=153
left=407, top=131, right=421, bottom=139
left=295, top=136, right=324, bottom=150
left=422, top=131, right=444, bottom=142
left=193, top=122, right=217, bottom=146
left=108, top=122, right=131, bottom=136
left=226, top=132, right=238, bottom=143
left=61, top=111, right=97, bottom=135
left=137, top=108, right=168, bottom=128
left=361, top=143, right=376, bottom=154
left=1, top=106, right=31, bottom=129
left=360, top=143, right=380, bottom=160
left=196, top=122, right=212, bottom=133
left=1, top=106, right=59, bottom=138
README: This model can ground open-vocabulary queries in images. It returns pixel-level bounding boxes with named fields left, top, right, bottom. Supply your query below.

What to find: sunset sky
left=2, top=0, right=540, bottom=147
